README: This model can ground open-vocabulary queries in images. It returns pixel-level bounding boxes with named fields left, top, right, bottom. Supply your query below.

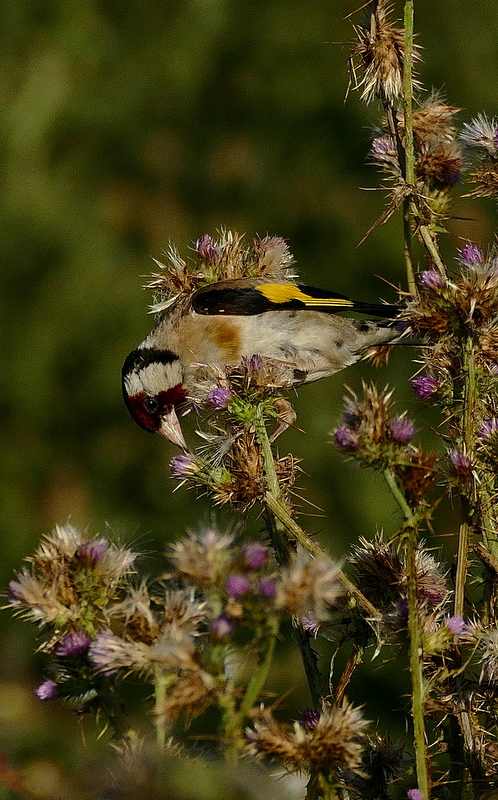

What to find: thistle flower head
left=76, top=538, right=108, bottom=565
left=458, top=242, right=485, bottom=267
left=407, top=790, right=424, bottom=800
left=35, top=680, right=58, bottom=701
left=168, top=528, right=234, bottom=586
left=448, top=448, right=472, bottom=476
left=241, top=542, right=267, bottom=569
left=88, top=631, right=151, bottom=677
left=56, top=631, right=92, bottom=657
left=275, top=552, right=341, bottom=621
left=170, top=454, right=200, bottom=480
left=418, top=270, right=446, bottom=290
left=301, top=708, right=320, bottom=731
left=388, top=416, right=415, bottom=444
left=194, top=234, right=218, bottom=261
left=333, top=424, right=359, bottom=450
left=411, top=375, right=437, bottom=400
left=479, top=418, right=498, bottom=440
left=349, top=0, right=421, bottom=105
left=258, top=579, right=277, bottom=599
left=444, top=616, right=472, bottom=638
left=225, top=574, right=251, bottom=600
left=479, top=628, right=498, bottom=683
left=206, top=387, right=232, bottom=410
left=210, top=614, right=233, bottom=641
left=247, top=701, right=368, bottom=776
left=414, top=549, right=449, bottom=608
left=460, top=114, right=498, bottom=156
left=147, top=231, right=296, bottom=314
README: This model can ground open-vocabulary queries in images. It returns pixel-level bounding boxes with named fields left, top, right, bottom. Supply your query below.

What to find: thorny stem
left=454, top=335, right=476, bottom=618
left=264, top=492, right=381, bottom=622
left=402, top=0, right=416, bottom=296
left=384, top=467, right=430, bottom=798
left=254, top=406, right=324, bottom=709
left=418, top=225, right=447, bottom=275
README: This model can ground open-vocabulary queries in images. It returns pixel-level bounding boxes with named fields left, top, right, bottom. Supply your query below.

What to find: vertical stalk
left=154, top=664, right=168, bottom=752
left=403, top=0, right=416, bottom=296
left=383, top=468, right=430, bottom=797
left=454, top=335, right=476, bottom=617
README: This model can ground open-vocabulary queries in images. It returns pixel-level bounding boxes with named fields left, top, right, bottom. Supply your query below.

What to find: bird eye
left=144, top=396, right=160, bottom=414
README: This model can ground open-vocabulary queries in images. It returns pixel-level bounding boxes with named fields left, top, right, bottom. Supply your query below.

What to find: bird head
left=122, top=347, right=189, bottom=450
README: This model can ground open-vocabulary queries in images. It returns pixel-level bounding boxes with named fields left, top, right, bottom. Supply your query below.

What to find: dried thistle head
left=412, top=95, right=461, bottom=144
left=275, top=551, right=342, bottom=621
left=349, top=0, right=421, bottom=105
left=146, top=231, right=296, bottom=314
left=349, top=536, right=449, bottom=613
left=168, top=528, right=235, bottom=587
left=460, top=114, right=498, bottom=199
left=349, top=535, right=403, bottom=608
left=247, top=701, right=368, bottom=777
left=8, top=525, right=138, bottom=633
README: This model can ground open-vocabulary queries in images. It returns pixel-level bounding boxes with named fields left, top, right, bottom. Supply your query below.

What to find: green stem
left=238, top=621, right=278, bottom=719
left=153, top=664, right=168, bottom=752
left=402, top=0, right=416, bottom=296
left=418, top=224, right=447, bottom=275
left=405, top=524, right=431, bottom=799
left=455, top=335, right=476, bottom=617
left=384, top=468, right=430, bottom=798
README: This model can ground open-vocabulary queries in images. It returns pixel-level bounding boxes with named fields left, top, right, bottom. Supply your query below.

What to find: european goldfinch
left=122, top=276, right=405, bottom=450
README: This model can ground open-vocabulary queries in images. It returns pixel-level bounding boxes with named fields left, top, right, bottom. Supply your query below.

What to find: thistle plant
left=7, top=2, right=498, bottom=799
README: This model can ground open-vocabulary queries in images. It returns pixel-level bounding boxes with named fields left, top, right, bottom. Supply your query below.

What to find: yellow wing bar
left=258, top=283, right=355, bottom=308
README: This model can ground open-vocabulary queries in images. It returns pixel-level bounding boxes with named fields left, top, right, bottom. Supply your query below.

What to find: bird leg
left=269, top=398, right=297, bottom=442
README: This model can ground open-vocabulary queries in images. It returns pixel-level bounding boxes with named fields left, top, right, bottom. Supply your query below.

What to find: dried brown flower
left=168, top=528, right=234, bottom=587
left=247, top=701, right=368, bottom=776
left=275, top=552, right=342, bottom=620
left=349, top=0, right=421, bottom=105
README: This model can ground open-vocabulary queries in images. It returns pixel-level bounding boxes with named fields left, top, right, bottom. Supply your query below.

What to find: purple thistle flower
left=210, top=614, right=234, bottom=640
left=77, top=538, right=108, bottom=565
left=249, top=354, right=263, bottom=373
left=418, top=270, right=446, bottom=289
left=170, top=454, right=197, bottom=479
left=411, top=375, right=437, bottom=400
left=35, top=679, right=58, bottom=701
left=333, top=425, right=359, bottom=450
left=389, top=416, right=415, bottom=444
left=258, top=579, right=277, bottom=599
left=56, top=631, right=92, bottom=657
left=479, top=418, right=498, bottom=439
left=407, top=790, right=424, bottom=800
left=301, top=707, right=320, bottom=731
left=397, top=597, right=409, bottom=618
left=444, top=616, right=471, bottom=636
left=194, top=234, right=217, bottom=260
left=242, top=542, right=267, bottom=569
left=207, top=387, right=232, bottom=410
left=459, top=243, right=484, bottom=266
left=448, top=449, right=472, bottom=475
left=225, top=574, right=251, bottom=599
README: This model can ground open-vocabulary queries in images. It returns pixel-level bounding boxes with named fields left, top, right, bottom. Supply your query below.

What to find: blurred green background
left=2, top=0, right=498, bottom=795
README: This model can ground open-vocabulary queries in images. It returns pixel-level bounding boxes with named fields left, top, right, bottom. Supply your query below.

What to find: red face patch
left=126, top=384, right=188, bottom=433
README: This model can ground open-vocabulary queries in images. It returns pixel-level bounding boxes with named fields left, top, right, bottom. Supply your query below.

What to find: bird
left=122, top=277, right=406, bottom=450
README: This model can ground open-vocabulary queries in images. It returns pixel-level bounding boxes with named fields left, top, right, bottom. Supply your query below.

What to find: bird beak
left=158, top=407, right=188, bottom=451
